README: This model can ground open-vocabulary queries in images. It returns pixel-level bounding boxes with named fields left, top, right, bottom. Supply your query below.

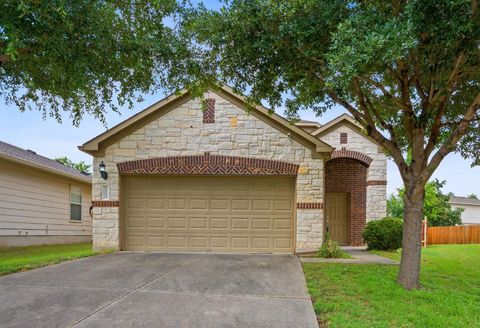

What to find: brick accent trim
left=117, top=153, right=299, bottom=176
left=326, top=158, right=367, bottom=246
left=297, top=202, right=323, bottom=209
left=330, top=148, right=373, bottom=166
left=203, top=98, right=215, bottom=123
left=367, top=180, right=387, bottom=186
left=92, top=200, right=119, bottom=207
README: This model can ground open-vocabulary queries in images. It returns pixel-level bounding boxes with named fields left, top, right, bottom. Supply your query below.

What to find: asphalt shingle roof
left=0, top=140, right=91, bottom=182
left=449, top=196, right=480, bottom=206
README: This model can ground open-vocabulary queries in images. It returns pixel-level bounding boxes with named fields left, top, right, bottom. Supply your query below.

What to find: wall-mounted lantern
left=99, top=161, right=108, bottom=180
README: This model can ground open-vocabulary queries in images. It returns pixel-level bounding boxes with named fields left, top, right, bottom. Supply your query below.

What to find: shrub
left=317, top=234, right=343, bottom=258
left=363, top=217, right=403, bottom=250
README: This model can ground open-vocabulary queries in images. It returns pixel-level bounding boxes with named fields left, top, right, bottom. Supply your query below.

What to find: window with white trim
left=70, top=186, right=82, bottom=221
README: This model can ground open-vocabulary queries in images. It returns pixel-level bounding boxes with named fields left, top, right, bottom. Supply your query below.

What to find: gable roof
left=449, top=196, right=480, bottom=206
left=311, top=114, right=361, bottom=136
left=311, top=113, right=383, bottom=150
left=295, top=119, right=322, bottom=128
left=79, top=86, right=332, bottom=156
left=0, top=140, right=91, bottom=184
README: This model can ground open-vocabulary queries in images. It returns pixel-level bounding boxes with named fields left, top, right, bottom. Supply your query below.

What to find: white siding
left=451, top=204, right=480, bottom=225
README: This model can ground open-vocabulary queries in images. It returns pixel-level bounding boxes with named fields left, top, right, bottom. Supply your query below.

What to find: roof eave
left=0, top=153, right=92, bottom=184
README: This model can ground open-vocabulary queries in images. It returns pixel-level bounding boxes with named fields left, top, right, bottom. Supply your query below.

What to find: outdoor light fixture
left=99, top=161, right=108, bottom=180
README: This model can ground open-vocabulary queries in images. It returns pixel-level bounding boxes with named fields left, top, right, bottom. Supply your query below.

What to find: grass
left=0, top=243, right=107, bottom=276
left=303, top=244, right=480, bottom=328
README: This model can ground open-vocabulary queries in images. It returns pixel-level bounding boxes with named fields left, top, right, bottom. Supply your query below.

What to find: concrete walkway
left=300, top=246, right=399, bottom=265
left=0, top=252, right=318, bottom=328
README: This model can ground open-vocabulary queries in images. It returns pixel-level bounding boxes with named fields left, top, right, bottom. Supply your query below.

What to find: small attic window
left=340, top=133, right=348, bottom=144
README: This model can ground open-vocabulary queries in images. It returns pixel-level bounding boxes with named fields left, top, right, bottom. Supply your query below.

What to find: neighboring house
left=449, top=196, right=480, bottom=225
left=0, top=141, right=92, bottom=247
left=80, top=86, right=386, bottom=253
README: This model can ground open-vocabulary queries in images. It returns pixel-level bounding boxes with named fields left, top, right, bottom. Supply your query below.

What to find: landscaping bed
left=303, top=244, right=480, bottom=327
left=0, top=243, right=106, bottom=276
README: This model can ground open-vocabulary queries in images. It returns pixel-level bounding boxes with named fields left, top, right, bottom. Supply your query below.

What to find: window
left=101, top=185, right=110, bottom=200
left=70, top=186, right=82, bottom=221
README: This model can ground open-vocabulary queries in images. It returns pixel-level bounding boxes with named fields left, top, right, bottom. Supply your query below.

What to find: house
left=0, top=141, right=92, bottom=247
left=449, top=196, right=480, bottom=225
left=80, top=86, right=387, bottom=253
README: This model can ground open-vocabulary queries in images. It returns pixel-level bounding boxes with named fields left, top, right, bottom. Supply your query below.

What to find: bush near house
left=317, top=234, right=344, bottom=258
left=363, top=218, right=403, bottom=250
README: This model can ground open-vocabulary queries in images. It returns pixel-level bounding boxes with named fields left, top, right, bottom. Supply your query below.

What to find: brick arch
left=325, top=158, right=367, bottom=246
left=117, top=153, right=299, bottom=176
left=330, top=148, right=373, bottom=167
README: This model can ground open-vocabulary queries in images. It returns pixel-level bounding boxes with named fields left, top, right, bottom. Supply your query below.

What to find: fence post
left=422, top=217, right=428, bottom=248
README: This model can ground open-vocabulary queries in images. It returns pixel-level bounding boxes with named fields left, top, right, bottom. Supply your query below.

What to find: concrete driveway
left=0, top=253, right=318, bottom=328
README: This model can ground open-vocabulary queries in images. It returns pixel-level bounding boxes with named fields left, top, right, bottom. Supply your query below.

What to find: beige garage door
left=122, top=176, right=295, bottom=253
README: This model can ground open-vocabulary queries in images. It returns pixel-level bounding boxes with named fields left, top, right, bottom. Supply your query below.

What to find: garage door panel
left=231, top=218, right=249, bottom=230
left=123, top=176, right=295, bottom=253
left=189, top=217, right=207, bottom=229
left=189, top=198, right=208, bottom=209
left=147, top=218, right=165, bottom=228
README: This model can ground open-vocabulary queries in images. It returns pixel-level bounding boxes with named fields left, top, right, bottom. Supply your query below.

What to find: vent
left=203, top=98, right=215, bottom=123
left=26, top=149, right=37, bottom=154
left=340, top=133, right=348, bottom=144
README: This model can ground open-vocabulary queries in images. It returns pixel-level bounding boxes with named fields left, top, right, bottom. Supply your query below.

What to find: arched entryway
left=325, top=157, right=368, bottom=246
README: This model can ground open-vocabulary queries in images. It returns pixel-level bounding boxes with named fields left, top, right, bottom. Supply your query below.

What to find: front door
left=325, top=193, right=349, bottom=244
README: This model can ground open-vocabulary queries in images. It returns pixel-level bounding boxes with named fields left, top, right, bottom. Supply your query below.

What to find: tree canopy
left=387, top=179, right=463, bottom=226
left=0, top=0, right=179, bottom=125
left=176, top=0, right=480, bottom=289
left=55, top=156, right=91, bottom=173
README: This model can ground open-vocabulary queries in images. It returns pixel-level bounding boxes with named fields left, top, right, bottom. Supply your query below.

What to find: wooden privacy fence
left=426, top=225, right=480, bottom=245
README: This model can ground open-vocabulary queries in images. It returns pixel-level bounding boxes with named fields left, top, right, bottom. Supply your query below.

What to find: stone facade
left=318, top=123, right=387, bottom=221
left=88, top=90, right=387, bottom=252
left=91, top=92, right=325, bottom=251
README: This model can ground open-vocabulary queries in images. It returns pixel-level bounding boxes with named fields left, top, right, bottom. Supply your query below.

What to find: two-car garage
left=122, top=176, right=296, bottom=253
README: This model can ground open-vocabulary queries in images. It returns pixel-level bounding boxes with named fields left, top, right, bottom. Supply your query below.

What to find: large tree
left=176, top=0, right=480, bottom=289
left=0, top=0, right=179, bottom=125
left=387, top=179, right=463, bottom=226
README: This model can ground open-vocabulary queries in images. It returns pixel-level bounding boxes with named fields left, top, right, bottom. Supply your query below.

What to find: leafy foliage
left=468, top=193, right=478, bottom=199
left=387, top=179, right=463, bottom=226
left=177, top=0, right=480, bottom=288
left=55, top=156, right=91, bottom=173
left=317, top=233, right=343, bottom=258
left=177, top=0, right=480, bottom=178
left=0, top=0, right=180, bottom=125
left=363, top=218, right=403, bottom=250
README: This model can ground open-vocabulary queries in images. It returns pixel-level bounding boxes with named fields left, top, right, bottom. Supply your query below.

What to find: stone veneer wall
left=319, top=124, right=387, bottom=221
left=91, top=91, right=325, bottom=251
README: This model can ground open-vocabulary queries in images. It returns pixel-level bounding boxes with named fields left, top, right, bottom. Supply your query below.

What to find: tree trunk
left=397, top=183, right=425, bottom=289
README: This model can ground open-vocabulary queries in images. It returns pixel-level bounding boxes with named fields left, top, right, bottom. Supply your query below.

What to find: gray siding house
left=0, top=141, right=92, bottom=247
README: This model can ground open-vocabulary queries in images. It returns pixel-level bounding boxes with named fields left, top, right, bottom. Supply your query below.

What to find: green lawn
left=303, top=244, right=480, bottom=328
left=0, top=243, right=105, bottom=276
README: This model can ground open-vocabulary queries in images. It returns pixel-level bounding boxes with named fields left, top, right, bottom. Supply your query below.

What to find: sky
left=1, top=89, right=479, bottom=197
left=1, top=0, right=479, bottom=197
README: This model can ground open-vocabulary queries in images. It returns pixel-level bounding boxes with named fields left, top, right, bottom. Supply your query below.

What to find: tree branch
left=422, top=92, right=480, bottom=183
